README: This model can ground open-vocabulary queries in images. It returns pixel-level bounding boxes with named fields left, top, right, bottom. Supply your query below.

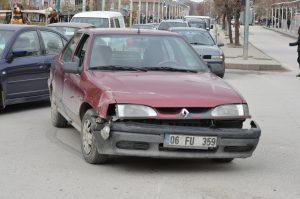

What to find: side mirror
left=6, top=50, right=28, bottom=62
left=217, top=43, right=224, bottom=47
left=210, top=25, right=214, bottom=29
left=62, top=56, right=81, bottom=74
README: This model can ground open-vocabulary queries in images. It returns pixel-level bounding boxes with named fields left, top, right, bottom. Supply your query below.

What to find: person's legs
left=297, top=52, right=300, bottom=77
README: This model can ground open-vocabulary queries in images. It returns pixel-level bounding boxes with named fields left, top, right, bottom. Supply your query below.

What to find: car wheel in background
left=51, top=92, right=68, bottom=128
left=81, top=109, right=108, bottom=164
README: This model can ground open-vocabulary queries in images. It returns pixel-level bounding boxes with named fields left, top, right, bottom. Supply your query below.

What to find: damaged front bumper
left=93, top=121, right=261, bottom=159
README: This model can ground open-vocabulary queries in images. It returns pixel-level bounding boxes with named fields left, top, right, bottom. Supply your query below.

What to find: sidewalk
left=215, top=26, right=284, bottom=71
left=264, top=26, right=297, bottom=39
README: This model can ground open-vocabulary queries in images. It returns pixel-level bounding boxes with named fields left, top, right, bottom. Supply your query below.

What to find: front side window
left=71, top=17, right=109, bottom=28
left=40, top=31, right=64, bottom=55
left=0, top=30, right=14, bottom=57
left=62, top=33, right=82, bottom=62
left=89, top=35, right=208, bottom=72
left=12, top=31, right=41, bottom=58
left=114, top=18, right=120, bottom=28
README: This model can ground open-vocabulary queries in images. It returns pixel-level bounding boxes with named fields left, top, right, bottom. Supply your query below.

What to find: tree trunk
left=234, top=12, right=240, bottom=45
left=227, top=15, right=233, bottom=44
left=222, top=14, right=226, bottom=30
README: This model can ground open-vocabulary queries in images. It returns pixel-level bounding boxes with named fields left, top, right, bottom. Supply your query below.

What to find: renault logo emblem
left=180, top=108, right=190, bottom=118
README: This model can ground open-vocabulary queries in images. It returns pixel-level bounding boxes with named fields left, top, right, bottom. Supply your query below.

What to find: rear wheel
left=81, top=109, right=107, bottom=164
left=50, top=91, right=68, bottom=128
left=213, top=158, right=234, bottom=163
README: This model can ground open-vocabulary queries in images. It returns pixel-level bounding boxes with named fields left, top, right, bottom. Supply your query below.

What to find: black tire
left=81, top=109, right=107, bottom=164
left=213, top=158, right=234, bottom=163
left=50, top=92, right=68, bottom=128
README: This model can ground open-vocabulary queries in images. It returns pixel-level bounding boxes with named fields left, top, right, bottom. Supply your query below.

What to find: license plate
left=164, top=134, right=217, bottom=149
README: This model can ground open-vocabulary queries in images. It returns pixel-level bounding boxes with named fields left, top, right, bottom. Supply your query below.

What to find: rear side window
left=40, top=31, right=64, bottom=55
left=62, top=33, right=82, bottom=62
left=12, top=31, right=41, bottom=57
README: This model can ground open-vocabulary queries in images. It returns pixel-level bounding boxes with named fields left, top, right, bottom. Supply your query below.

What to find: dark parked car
left=0, top=25, right=67, bottom=110
left=47, top=22, right=95, bottom=39
left=158, top=19, right=189, bottom=31
left=49, top=29, right=261, bottom=164
left=170, top=27, right=225, bottom=78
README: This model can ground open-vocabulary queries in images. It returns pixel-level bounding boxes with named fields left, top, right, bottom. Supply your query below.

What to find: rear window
left=0, top=30, right=14, bottom=57
left=48, top=27, right=79, bottom=39
left=71, top=17, right=109, bottom=28
left=158, top=22, right=187, bottom=30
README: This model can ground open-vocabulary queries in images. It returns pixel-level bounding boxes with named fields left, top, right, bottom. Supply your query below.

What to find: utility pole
left=243, top=0, right=250, bottom=59
left=102, top=0, right=105, bottom=11
left=82, top=0, right=86, bottom=12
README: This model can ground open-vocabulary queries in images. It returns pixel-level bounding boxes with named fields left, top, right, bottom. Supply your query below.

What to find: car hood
left=191, top=45, right=222, bottom=56
left=89, top=71, right=245, bottom=108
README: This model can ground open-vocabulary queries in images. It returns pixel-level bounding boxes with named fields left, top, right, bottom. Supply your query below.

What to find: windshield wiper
left=190, top=42, right=206, bottom=45
left=145, top=66, right=198, bottom=73
left=90, top=65, right=147, bottom=72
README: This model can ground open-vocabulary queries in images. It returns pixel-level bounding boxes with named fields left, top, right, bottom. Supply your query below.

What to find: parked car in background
left=131, top=23, right=156, bottom=30
left=158, top=19, right=189, bottom=31
left=49, top=29, right=261, bottom=164
left=0, top=25, right=67, bottom=110
left=47, top=22, right=95, bottom=40
left=170, top=27, right=225, bottom=78
left=187, top=19, right=208, bottom=30
left=70, top=11, right=125, bottom=28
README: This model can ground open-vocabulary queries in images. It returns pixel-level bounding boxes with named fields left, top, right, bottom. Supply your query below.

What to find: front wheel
left=81, top=109, right=108, bottom=164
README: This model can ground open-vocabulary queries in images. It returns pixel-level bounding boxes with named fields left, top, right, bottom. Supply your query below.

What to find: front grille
left=224, top=146, right=254, bottom=152
left=156, top=107, right=211, bottom=114
left=123, top=119, right=213, bottom=127
left=116, top=141, right=150, bottom=150
left=121, top=119, right=244, bottom=128
left=203, top=55, right=212, bottom=59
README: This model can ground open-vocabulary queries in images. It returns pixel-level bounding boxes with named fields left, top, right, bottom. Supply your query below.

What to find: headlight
left=116, top=104, right=157, bottom=118
left=211, top=104, right=249, bottom=118
left=211, top=54, right=224, bottom=60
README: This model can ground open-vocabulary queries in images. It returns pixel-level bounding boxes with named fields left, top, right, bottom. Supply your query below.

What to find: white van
left=71, top=11, right=125, bottom=28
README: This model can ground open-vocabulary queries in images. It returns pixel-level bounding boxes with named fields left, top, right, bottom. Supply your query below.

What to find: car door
left=4, top=30, right=48, bottom=101
left=62, top=34, right=90, bottom=126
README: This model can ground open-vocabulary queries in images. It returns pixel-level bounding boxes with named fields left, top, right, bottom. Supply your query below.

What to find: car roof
left=80, top=28, right=179, bottom=36
left=185, top=16, right=211, bottom=19
left=47, top=22, right=95, bottom=28
left=72, top=11, right=123, bottom=18
left=161, top=19, right=186, bottom=23
left=169, top=27, right=208, bottom=32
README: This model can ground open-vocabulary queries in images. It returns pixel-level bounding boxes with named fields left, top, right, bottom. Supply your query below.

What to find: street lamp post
left=243, top=0, right=250, bottom=59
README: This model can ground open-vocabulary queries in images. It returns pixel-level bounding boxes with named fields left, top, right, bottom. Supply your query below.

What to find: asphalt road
left=0, top=27, right=300, bottom=199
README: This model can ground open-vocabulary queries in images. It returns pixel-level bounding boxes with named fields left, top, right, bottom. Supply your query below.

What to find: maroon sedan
left=49, top=29, right=261, bottom=164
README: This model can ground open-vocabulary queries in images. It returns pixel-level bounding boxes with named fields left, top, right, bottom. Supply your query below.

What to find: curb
left=226, top=63, right=285, bottom=71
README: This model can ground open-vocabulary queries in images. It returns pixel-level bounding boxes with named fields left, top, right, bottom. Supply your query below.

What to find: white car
left=71, top=11, right=125, bottom=28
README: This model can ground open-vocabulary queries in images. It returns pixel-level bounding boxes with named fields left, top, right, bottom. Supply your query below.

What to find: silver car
left=170, top=27, right=225, bottom=78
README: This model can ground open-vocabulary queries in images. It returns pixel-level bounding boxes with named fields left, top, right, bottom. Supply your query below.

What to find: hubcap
left=82, top=119, right=93, bottom=155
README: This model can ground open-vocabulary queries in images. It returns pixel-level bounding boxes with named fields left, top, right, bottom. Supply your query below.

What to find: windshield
left=48, top=27, right=79, bottom=39
left=71, top=17, right=109, bottom=28
left=173, top=30, right=215, bottom=46
left=189, top=21, right=206, bottom=29
left=0, top=30, right=14, bottom=57
left=89, top=35, right=208, bottom=72
left=159, top=22, right=187, bottom=30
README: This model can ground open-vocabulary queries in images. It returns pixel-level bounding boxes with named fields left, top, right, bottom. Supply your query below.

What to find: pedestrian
left=289, top=26, right=300, bottom=77
left=287, top=17, right=291, bottom=30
